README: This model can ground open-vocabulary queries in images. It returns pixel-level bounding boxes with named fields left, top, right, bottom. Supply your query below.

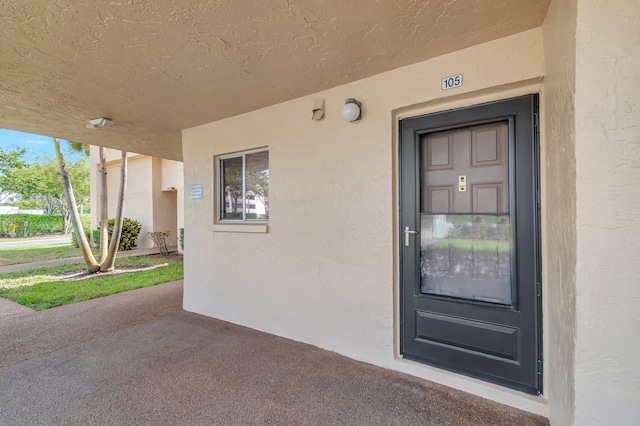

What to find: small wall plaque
left=190, top=184, right=203, bottom=200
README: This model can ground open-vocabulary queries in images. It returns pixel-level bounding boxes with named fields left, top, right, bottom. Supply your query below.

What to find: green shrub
left=92, top=229, right=100, bottom=247
left=148, top=230, right=170, bottom=255
left=79, top=215, right=90, bottom=230
left=179, top=227, right=184, bottom=251
left=0, top=214, right=64, bottom=237
left=70, top=228, right=91, bottom=248
left=68, top=216, right=92, bottom=247
left=107, top=217, right=142, bottom=251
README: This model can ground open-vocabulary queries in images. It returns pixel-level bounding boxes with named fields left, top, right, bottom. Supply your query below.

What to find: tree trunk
left=98, top=147, right=109, bottom=263
left=101, top=151, right=127, bottom=272
left=61, top=196, right=70, bottom=234
left=63, top=211, right=70, bottom=235
left=53, top=138, right=100, bottom=272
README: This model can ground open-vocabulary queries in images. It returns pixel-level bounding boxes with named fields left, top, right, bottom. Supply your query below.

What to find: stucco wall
left=177, top=162, right=184, bottom=253
left=541, top=0, right=578, bottom=424
left=573, top=1, right=640, bottom=424
left=152, top=158, right=178, bottom=247
left=89, top=148, right=99, bottom=231
left=161, top=158, right=180, bottom=190
left=182, top=28, right=547, bottom=413
left=89, top=148, right=145, bottom=234
left=116, top=156, right=154, bottom=249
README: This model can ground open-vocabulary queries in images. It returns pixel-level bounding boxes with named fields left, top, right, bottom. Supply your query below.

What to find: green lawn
left=428, top=238, right=511, bottom=253
left=0, top=256, right=183, bottom=311
left=0, top=243, right=94, bottom=266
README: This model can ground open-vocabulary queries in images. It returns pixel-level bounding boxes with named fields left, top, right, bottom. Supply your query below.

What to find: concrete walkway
left=0, top=246, right=177, bottom=274
left=0, top=235, right=71, bottom=248
left=0, top=281, right=547, bottom=425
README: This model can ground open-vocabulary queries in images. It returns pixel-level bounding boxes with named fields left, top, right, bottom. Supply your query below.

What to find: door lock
left=458, top=175, right=467, bottom=192
left=404, top=226, right=418, bottom=247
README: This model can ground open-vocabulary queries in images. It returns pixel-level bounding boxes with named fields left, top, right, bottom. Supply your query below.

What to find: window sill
left=212, top=223, right=268, bottom=233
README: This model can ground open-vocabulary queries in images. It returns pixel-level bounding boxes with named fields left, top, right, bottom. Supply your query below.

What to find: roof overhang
left=0, top=0, right=550, bottom=160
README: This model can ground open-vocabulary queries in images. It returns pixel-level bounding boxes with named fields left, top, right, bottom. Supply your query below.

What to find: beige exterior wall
left=183, top=28, right=548, bottom=415
left=90, top=148, right=183, bottom=250
left=123, top=156, right=154, bottom=248
left=152, top=157, right=178, bottom=247
left=541, top=0, right=578, bottom=424
left=176, top=162, right=184, bottom=253
left=573, top=1, right=640, bottom=424
left=182, top=9, right=640, bottom=421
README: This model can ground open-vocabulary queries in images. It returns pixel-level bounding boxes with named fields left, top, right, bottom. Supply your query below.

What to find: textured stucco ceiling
left=0, top=0, right=550, bottom=160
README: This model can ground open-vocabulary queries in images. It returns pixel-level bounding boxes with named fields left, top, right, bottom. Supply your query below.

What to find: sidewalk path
left=0, top=246, right=178, bottom=274
left=0, top=235, right=71, bottom=248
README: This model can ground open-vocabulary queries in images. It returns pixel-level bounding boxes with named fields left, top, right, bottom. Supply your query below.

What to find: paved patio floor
left=0, top=281, right=548, bottom=425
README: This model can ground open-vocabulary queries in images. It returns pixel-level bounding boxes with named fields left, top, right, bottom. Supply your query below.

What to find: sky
left=0, top=128, right=83, bottom=164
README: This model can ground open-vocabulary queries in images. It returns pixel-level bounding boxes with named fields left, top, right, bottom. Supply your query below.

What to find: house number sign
left=441, top=73, right=463, bottom=91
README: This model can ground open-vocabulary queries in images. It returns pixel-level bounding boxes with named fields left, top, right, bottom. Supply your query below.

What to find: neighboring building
left=89, top=148, right=184, bottom=250
left=0, top=192, right=21, bottom=205
left=0, top=206, right=19, bottom=215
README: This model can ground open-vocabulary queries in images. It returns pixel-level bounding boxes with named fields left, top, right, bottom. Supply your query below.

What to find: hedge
left=64, top=216, right=93, bottom=247
left=76, top=215, right=90, bottom=233
left=70, top=228, right=92, bottom=248
left=0, top=214, right=90, bottom=237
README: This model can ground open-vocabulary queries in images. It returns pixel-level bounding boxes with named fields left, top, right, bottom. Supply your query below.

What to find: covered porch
left=1, top=1, right=639, bottom=424
left=0, top=282, right=545, bottom=425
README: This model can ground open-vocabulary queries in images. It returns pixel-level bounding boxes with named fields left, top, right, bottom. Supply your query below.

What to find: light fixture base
left=86, top=117, right=114, bottom=129
left=343, top=98, right=362, bottom=122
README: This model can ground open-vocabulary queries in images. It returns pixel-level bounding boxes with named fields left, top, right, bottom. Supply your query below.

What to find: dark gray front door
left=400, top=95, right=542, bottom=394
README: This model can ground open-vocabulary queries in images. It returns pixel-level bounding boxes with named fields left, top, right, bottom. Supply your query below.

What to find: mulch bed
left=144, top=252, right=183, bottom=261
left=50, top=252, right=183, bottom=282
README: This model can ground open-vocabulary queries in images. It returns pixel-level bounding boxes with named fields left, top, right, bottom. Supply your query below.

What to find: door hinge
left=537, top=358, right=544, bottom=394
left=534, top=112, right=540, bottom=129
left=536, top=282, right=542, bottom=297
left=535, top=190, right=541, bottom=209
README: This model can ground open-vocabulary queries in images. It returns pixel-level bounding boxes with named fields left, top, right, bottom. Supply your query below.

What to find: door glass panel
left=420, top=214, right=512, bottom=304
left=419, top=122, right=513, bottom=304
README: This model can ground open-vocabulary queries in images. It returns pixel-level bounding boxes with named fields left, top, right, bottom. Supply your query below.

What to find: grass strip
left=428, top=238, right=511, bottom=253
left=0, top=256, right=183, bottom=311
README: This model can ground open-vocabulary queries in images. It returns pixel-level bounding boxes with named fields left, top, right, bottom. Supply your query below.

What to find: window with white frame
left=218, top=149, right=269, bottom=221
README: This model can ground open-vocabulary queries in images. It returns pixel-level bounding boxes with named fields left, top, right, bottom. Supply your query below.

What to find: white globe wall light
left=342, top=98, right=362, bottom=122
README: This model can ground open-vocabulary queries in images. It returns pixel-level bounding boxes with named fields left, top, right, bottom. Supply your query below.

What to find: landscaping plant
left=70, top=228, right=91, bottom=248
left=108, top=217, right=142, bottom=250
left=0, top=214, right=71, bottom=237
left=147, top=230, right=170, bottom=256
left=54, top=139, right=128, bottom=273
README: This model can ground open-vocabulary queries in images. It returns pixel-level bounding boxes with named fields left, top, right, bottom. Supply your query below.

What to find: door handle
left=404, top=226, right=418, bottom=247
